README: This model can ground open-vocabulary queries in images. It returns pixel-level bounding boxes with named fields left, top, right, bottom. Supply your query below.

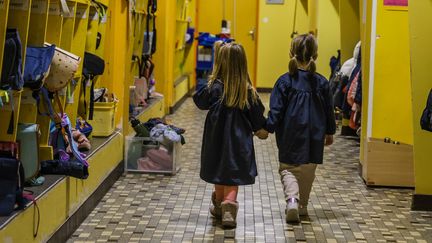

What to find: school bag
left=1, top=29, right=23, bottom=91
left=420, top=89, right=432, bottom=132
left=43, top=43, right=81, bottom=93
left=23, top=45, right=56, bottom=90
left=0, top=143, right=26, bottom=216
left=82, top=52, right=105, bottom=120
left=16, top=123, right=41, bottom=182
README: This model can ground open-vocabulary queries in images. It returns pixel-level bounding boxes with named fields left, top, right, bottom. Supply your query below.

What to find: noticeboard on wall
left=384, top=0, right=408, bottom=11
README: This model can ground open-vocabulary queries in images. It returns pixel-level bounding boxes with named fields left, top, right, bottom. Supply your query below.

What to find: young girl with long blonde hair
left=193, top=42, right=267, bottom=228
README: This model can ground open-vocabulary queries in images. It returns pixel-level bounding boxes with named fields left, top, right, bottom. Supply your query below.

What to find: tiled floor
left=68, top=96, right=432, bottom=243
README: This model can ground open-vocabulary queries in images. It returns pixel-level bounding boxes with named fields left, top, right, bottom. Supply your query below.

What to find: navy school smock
left=266, top=71, right=336, bottom=165
left=193, top=80, right=266, bottom=186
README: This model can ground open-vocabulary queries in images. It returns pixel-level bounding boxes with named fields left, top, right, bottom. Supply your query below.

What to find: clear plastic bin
left=125, top=136, right=181, bottom=175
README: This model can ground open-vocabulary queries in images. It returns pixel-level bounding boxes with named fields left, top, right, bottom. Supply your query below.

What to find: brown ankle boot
left=210, top=191, right=222, bottom=219
left=221, top=201, right=239, bottom=228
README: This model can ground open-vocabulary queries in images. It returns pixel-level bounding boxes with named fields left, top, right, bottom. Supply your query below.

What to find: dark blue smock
left=193, top=80, right=266, bottom=185
left=266, top=71, right=336, bottom=164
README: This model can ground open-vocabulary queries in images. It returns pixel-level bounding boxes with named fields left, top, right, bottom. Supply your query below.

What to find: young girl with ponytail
left=265, top=34, right=336, bottom=223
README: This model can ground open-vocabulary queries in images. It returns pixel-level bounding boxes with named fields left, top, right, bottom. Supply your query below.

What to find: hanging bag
left=43, top=43, right=81, bottom=92
left=24, top=45, right=56, bottom=90
left=420, top=89, right=432, bottom=132
left=1, top=29, right=23, bottom=91
left=82, top=52, right=105, bottom=120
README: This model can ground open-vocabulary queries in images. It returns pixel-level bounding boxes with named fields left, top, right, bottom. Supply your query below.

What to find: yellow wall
left=409, top=1, right=432, bottom=195
left=109, top=0, right=128, bottom=129
left=371, top=3, right=412, bottom=144
left=339, top=0, right=360, bottom=63
left=256, top=0, right=340, bottom=88
left=316, top=0, right=340, bottom=79
left=197, top=0, right=234, bottom=34
left=153, top=0, right=176, bottom=112
left=256, top=1, right=309, bottom=88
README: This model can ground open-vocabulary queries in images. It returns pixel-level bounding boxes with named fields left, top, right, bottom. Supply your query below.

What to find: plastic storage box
left=92, top=101, right=117, bottom=137
left=125, top=136, right=181, bottom=175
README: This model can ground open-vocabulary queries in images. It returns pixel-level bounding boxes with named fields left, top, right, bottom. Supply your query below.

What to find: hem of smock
left=200, top=176, right=256, bottom=186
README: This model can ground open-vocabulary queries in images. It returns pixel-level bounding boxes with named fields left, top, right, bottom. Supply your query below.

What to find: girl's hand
left=255, top=129, right=269, bottom=140
left=325, top=135, right=334, bottom=146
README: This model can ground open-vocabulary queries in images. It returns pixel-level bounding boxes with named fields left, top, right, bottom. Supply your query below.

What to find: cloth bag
left=43, top=43, right=81, bottom=92
left=23, top=45, right=56, bottom=90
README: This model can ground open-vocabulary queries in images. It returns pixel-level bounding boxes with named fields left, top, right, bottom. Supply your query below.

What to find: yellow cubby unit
left=86, top=7, right=99, bottom=53
left=46, top=0, right=63, bottom=45
left=59, top=1, right=76, bottom=50
left=27, top=0, right=49, bottom=45
left=18, top=88, right=37, bottom=123
left=72, top=2, right=89, bottom=74
left=19, top=0, right=51, bottom=125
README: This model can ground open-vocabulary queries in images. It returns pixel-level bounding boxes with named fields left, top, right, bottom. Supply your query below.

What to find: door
left=234, top=0, right=258, bottom=86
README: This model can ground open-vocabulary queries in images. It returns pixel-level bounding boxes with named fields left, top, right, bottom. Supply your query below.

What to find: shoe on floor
left=299, top=206, right=308, bottom=216
left=221, top=201, right=239, bottom=228
left=285, top=198, right=300, bottom=223
left=209, top=191, right=222, bottom=219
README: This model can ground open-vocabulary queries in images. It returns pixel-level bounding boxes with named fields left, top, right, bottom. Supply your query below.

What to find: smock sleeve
left=266, top=77, right=290, bottom=133
left=246, top=92, right=266, bottom=132
left=323, top=81, right=337, bottom=135
left=193, top=82, right=222, bottom=110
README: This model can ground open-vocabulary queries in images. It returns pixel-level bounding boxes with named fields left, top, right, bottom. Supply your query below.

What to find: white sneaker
left=299, top=206, right=308, bottom=216
left=285, top=198, right=300, bottom=223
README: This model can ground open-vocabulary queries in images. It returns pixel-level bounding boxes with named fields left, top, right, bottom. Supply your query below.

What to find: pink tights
left=214, top=185, right=238, bottom=202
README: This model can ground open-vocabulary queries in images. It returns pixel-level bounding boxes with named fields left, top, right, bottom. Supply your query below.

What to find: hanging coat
left=266, top=71, right=336, bottom=164
left=193, top=80, right=266, bottom=186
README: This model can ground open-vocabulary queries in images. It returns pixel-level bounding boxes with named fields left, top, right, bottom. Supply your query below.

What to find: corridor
left=68, top=97, right=432, bottom=243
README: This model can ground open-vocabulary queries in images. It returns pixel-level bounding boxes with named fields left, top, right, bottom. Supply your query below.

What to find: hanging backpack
left=23, top=45, right=56, bottom=90
left=1, top=29, right=23, bottom=91
left=420, top=89, right=432, bottom=132
left=82, top=52, right=105, bottom=120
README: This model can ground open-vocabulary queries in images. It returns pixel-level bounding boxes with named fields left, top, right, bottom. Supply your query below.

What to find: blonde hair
left=289, top=33, right=318, bottom=76
left=208, top=40, right=225, bottom=86
left=210, top=43, right=257, bottom=109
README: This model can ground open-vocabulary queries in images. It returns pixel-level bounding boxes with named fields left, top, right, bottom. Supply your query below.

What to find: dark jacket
left=193, top=80, right=266, bottom=185
left=266, top=71, right=336, bottom=164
